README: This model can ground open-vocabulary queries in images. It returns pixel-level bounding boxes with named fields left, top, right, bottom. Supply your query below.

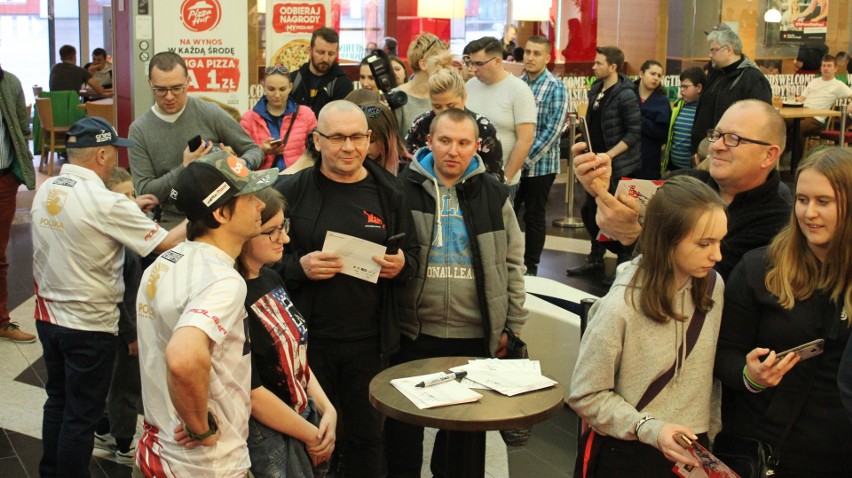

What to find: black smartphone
left=577, top=116, right=594, bottom=154
left=776, top=338, right=825, bottom=362
left=187, top=135, right=203, bottom=151
left=385, top=233, right=406, bottom=255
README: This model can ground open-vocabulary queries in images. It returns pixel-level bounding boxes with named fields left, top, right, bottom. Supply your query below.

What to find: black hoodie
left=289, top=62, right=353, bottom=117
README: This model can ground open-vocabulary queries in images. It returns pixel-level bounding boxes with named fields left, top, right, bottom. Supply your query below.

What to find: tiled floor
left=1, top=157, right=609, bottom=477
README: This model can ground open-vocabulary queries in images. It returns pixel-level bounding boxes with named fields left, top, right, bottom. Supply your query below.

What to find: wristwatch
left=185, top=411, right=218, bottom=441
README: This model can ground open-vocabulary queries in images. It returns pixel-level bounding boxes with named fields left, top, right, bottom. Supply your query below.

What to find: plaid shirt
left=521, top=68, right=569, bottom=177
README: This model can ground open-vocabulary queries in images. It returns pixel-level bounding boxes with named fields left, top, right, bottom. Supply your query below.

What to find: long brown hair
left=629, top=176, right=727, bottom=322
left=765, top=147, right=852, bottom=313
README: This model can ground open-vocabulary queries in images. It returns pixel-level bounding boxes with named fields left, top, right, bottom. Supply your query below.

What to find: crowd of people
left=0, top=19, right=850, bottom=478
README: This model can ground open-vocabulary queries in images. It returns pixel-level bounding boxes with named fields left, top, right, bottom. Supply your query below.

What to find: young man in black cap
left=31, top=117, right=186, bottom=477
left=135, top=151, right=278, bottom=477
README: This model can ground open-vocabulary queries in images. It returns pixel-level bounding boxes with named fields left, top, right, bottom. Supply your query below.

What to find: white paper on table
left=390, top=373, right=483, bottom=409
left=321, top=231, right=387, bottom=283
left=450, top=359, right=555, bottom=395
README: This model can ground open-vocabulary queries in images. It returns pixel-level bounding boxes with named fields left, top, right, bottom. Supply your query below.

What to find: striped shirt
left=669, top=102, right=698, bottom=169
left=522, top=69, right=569, bottom=177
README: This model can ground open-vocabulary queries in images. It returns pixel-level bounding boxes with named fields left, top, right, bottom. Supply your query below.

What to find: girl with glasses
left=236, top=187, right=337, bottom=477
left=240, top=66, right=317, bottom=171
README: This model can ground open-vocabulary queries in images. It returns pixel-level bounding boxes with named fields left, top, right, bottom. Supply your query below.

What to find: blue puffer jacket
left=586, top=73, right=642, bottom=179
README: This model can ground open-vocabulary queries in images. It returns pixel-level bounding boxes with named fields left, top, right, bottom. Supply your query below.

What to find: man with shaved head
left=573, top=99, right=791, bottom=279
left=274, top=100, right=418, bottom=476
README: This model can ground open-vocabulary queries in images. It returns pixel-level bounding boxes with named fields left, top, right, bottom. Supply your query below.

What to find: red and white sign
left=155, top=1, right=248, bottom=110
left=180, top=0, right=222, bottom=32
left=271, top=2, right=327, bottom=34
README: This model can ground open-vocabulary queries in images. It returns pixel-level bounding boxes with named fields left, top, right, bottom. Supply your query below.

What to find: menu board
left=153, top=0, right=248, bottom=111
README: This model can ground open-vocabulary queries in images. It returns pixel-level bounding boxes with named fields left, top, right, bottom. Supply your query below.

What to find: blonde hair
left=407, top=33, right=446, bottom=73
left=764, top=147, right=852, bottom=314
left=106, top=167, right=132, bottom=190
left=428, top=67, right=466, bottom=99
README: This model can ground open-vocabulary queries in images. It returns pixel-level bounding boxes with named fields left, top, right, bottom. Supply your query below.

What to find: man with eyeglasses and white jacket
left=129, top=51, right=263, bottom=230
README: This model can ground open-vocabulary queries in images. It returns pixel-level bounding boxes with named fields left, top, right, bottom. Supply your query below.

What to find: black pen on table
left=415, top=371, right=468, bottom=388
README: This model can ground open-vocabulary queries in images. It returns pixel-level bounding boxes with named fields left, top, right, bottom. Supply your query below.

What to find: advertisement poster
left=776, top=0, right=828, bottom=42
left=265, top=0, right=335, bottom=73
left=153, top=0, right=248, bottom=111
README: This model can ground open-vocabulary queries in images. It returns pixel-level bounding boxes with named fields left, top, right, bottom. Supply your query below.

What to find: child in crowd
left=236, top=188, right=336, bottom=477
left=93, top=167, right=153, bottom=464
left=662, top=67, right=706, bottom=173
left=568, top=176, right=727, bottom=476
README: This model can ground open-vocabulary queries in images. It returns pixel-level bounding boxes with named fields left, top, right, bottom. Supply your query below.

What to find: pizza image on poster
left=270, top=39, right=311, bottom=72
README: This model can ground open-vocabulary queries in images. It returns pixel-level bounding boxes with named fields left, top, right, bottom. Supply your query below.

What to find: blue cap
left=65, top=116, right=134, bottom=149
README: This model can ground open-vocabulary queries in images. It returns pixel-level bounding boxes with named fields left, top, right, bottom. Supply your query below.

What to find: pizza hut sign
left=181, top=0, right=222, bottom=32
left=272, top=2, right=327, bottom=34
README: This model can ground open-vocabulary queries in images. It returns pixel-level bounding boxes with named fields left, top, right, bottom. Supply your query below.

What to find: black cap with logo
left=171, top=150, right=279, bottom=221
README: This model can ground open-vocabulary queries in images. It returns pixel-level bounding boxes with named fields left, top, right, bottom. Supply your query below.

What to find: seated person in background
left=241, top=65, right=317, bottom=171
left=574, top=99, right=791, bottom=280
left=236, top=188, right=336, bottom=477
left=49, top=44, right=108, bottom=96
left=835, top=51, right=851, bottom=79
left=787, top=55, right=852, bottom=161
left=405, top=67, right=503, bottom=179
left=568, top=176, right=727, bottom=476
left=714, top=148, right=852, bottom=476
left=84, top=48, right=113, bottom=88
left=662, top=67, right=706, bottom=172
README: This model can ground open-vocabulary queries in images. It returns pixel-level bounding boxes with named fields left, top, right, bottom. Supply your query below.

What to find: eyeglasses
left=265, top=65, right=290, bottom=76
left=706, top=129, right=772, bottom=147
left=360, top=105, right=383, bottom=118
left=259, top=219, right=290, bottom=242
left=150, top=84, right=187, bottom=97
left=314, top=130, right=370, bottom=146
left=463, top=56, right=498, bottom=68
left=709, top=45, right=728, bottom=55
left=679, top=83, right=695, bottom=89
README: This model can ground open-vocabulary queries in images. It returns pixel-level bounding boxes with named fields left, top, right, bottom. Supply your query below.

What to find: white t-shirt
left=31, top=164, right=167, bottom=333
left=136, top=241, right=251, bottom=478
left=465, top=73, right=537, bottom=185
left=802, top=77, right=852, bottom=123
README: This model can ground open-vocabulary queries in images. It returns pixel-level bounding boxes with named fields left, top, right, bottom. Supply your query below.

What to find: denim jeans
left=247, top=399, right=330, bottom=478
left=37, top=320, right=116, bottom=478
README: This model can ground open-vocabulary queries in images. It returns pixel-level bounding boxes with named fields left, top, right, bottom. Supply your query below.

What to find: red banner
left=184, top=57, right=241, bottom=93
left=271, top=2, right=327, bottom=34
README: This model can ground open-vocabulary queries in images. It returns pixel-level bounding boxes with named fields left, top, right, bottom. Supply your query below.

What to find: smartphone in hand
left=385, top=233, right=406, bottom=255
left=187, top=135, right=203, bottom=151
left=775, top=338, right=825, bottom=362
left=577, top=117, right=594, bottom=155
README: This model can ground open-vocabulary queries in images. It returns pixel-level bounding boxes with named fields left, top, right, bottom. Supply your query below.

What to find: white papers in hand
left=321, top=231, right=387, bottom=283
left=390, top=373, right=483, bottom=409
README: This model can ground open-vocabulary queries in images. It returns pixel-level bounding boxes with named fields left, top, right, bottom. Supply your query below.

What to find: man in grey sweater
left=129, top=52, right=263, bottom=229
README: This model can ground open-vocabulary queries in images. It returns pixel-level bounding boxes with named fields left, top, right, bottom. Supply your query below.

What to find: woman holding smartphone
left=568, top=176, right=728, bottom=476
left=241, top=65, right=317, bottom=171
left=237, top=188, right=337, bottom=477
left=715, top=147, right=852, bottom=477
